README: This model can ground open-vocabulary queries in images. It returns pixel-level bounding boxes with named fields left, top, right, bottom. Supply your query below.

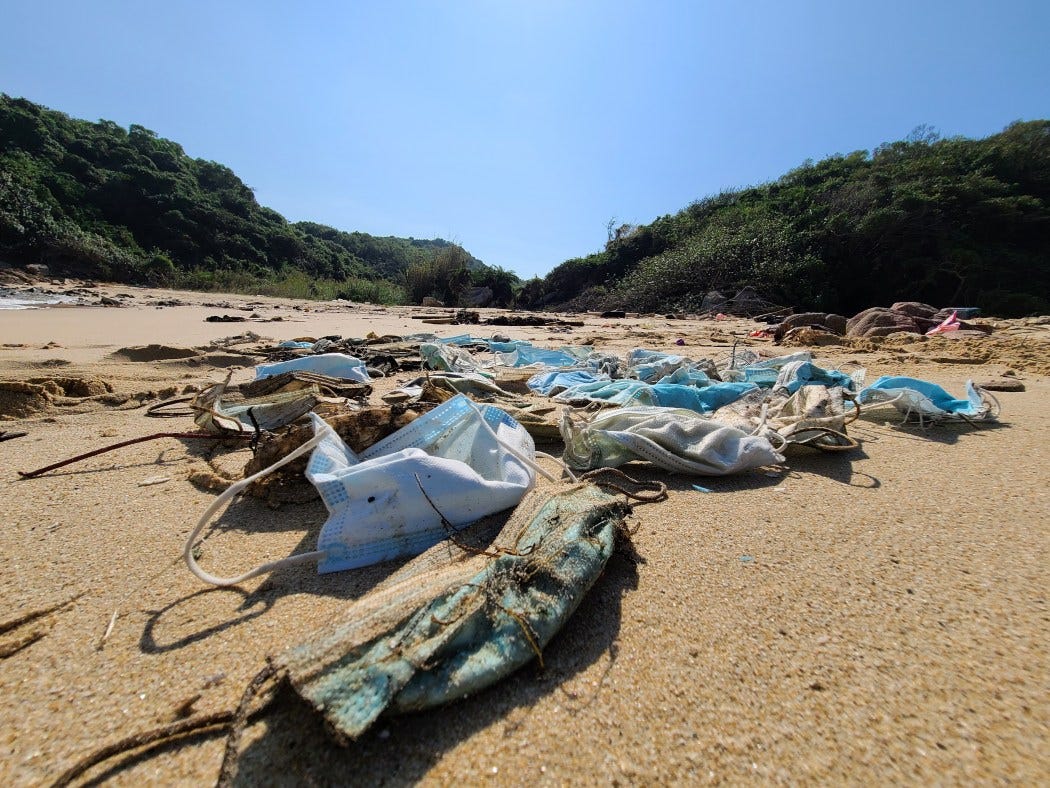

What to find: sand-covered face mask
left=192, top=374, right=321, bottom=434
left=184, top=395, right=541, bottom=585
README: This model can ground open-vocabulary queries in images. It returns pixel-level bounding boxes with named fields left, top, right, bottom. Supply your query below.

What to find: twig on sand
left=18, top=432, right=251, bottom=479
left=97, top=610, right=119, bottom=651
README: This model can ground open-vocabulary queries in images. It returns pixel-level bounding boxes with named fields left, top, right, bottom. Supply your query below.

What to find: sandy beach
left=1, top=282, right=1048, bottom=785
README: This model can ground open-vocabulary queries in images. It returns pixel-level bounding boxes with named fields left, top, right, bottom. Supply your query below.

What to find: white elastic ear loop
left=747, top=402, right=787, bottom=451
left=463, top=399, right=570, bottom=483
left=535, top=451, right=579, bottom=483
left=750, top=402, right=770, bottom=436
left=981, top=388, right=1001, bottom=418
left=847, top=390, right=906, bottom=416
left=183, top=424, right=333, bottom=587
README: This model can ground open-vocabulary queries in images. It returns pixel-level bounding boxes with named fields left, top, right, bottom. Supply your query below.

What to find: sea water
left=0, top=288, right=79, bottom=309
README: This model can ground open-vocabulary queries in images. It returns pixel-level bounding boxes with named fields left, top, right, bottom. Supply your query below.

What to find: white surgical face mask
left=185, top=395, right=548, bottom=586
left=560, top=405, right=785, bottom=476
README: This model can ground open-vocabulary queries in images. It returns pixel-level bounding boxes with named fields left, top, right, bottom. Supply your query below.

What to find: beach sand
left=1, top=282, right=1048, bottom=785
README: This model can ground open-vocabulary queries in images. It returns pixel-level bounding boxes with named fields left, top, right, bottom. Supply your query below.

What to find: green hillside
left=0, top=94, right=502, bottom=304
left=4, top=95, right=1045, bottom=315
left=520, top=123, right=1050, bottom=317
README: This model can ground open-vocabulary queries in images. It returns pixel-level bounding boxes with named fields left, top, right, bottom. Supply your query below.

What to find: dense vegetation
left=521, top=123, right=1050, bottom=317
left=0, top=94, right=518, bottom=304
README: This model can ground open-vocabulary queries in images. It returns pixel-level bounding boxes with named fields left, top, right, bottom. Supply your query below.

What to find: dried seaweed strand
left=52, top=665, right=280, bottom=788
left=490, top=600, right=545, bottom=669
left=50, top=710, right=236, bottom=788
left=413, top=474, right=534, bottom=558
left=145, top=396, right=196, bottom=418
left=216, top=663, right=280, bottom=788
left=18, top=432, right=251, bottom=479
left=580, top=468, right=668, bottom=503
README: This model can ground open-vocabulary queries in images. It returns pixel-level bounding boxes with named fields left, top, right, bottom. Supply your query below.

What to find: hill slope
left=521, top=123, right=1050, bottom=317
left=0, top=94, right=487, bottom=302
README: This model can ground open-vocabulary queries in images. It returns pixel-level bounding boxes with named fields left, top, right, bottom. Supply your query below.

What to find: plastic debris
left=925, top=309, right=961, bottom=336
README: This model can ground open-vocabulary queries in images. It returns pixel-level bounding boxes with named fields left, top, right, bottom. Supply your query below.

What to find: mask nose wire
left=184, top=423, right=333, bottom=587
left=463, top=399, right=576, bottom=483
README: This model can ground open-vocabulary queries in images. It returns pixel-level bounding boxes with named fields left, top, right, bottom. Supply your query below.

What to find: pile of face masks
left=75, top=334, right=1008, bottom=783
left=184, top=342, right=997, bottom=586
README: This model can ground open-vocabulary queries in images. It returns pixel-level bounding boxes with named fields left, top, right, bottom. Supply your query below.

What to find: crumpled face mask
left=255, top=353, right=371, bottom=383
left=656, top=366, right=712, bottom=387
left=185, top=395, right=547, bottom=585
left=553, top=378, right=757, bottom=414
left=625, top=348, right=688, bottom=383
left=855, top=376, right=998, bottom=423
left=767, top=384, right=857, bottom=450
left=192, top=375, right=321, bottom=434
left=276, top=483, right=628, bottom=742
left=527, top=369, right=606, bottom=397
left=771, top=360, right=862, bottom=396
left=721, top=351, right=813, bottom=385
left=709, top=385, right=857, bottom=450
left=420, top=343, right=494, bottom=375
left=495, top=346, right=585, bottom=369
left=560, top=406, right=785, bottom=476
left=382, top=372, right=510, bottom=404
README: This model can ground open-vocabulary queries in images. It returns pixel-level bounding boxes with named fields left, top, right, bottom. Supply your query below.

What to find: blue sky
left=3, top=1, right=1048, bottom=278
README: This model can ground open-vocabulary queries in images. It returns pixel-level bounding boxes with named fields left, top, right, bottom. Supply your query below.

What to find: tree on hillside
left=403, top=244, right=473, bottom=304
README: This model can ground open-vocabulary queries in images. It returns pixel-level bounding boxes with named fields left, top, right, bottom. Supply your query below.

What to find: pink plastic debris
left=925, top=310, right=960, bottom=336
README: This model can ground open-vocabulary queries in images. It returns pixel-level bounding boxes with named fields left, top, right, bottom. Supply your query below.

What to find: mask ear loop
left=184, top=424, right=333, bottom=587
left=534, top=451, right=579, bottom=482
left=972, top=383, right=1000, bottom=419
left=463, top=399, right=577, bottom=483
left=747, top=402, right=788, bottom=452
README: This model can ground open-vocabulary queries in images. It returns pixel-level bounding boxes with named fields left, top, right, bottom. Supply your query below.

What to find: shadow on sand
left=86, top=543, right=640, bottom=785
left=229, top=548, right=640, bottom=785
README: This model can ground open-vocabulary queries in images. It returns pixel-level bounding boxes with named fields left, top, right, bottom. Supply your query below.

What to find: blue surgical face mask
left=255, top=353, right=371, bottom=383
left=855, top=377, right=995, bottom=422
left=184, top=396, right=555, bottom=585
